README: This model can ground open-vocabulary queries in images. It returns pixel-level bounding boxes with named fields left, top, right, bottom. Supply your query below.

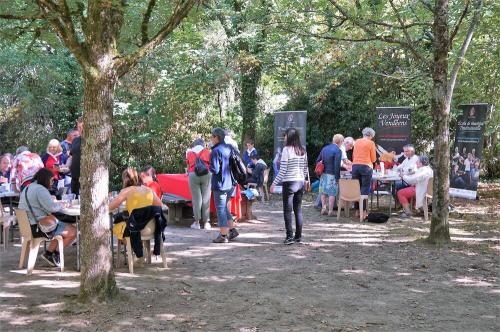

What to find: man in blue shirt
left=210, top=128, right=240, bottom=243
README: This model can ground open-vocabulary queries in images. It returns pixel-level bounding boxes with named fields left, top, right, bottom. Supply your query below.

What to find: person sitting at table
left=109, top=167, right=165, bottom=260
left=0, top=154, right=11, bottom=184
left=18, top=168, right=77, bottom=267
left=140, top=165, right=162, bottom=199
left=317, top=134, right=343, bottom=216
left=10, top=146, right=44, bottom=192
left=41, top=139, right=68, bottom=190
left=396, top=155, right=433, bottom=218
left=352, top=128, right=377, bottom=220
left=394, top=144, right=419, bottom=193
left=247, top=154, right=267, bottom=194
left=185, top=138, right=212, bottom=230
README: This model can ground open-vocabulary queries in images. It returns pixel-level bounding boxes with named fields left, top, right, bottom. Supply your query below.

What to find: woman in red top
left=140, top=165, right=162, bottom=199
left=186, top=138, right=211, bottom=229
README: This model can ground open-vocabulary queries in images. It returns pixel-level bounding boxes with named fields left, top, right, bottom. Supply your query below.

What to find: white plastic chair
left=0, top=201, right=15, bottom=251
left=337, top=179, right=369, bottom=222
left=15, top=209, right=64, bottom=274
left=423, top=178, right=433, bottom=221
left=116, top=219, right=167, bottom=274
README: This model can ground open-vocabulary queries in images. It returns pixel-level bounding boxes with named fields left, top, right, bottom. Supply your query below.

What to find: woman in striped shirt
left=270, top=128, right=309, bottom=245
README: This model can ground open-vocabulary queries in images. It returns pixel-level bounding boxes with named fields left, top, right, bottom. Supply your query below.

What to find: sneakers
left=294, top=237, right=302, bottom=244
left=400, top=211, right=412, bottom=218
left=40, top=251, right=58, bottom=267
left=201, top=222, right=211, bottom=230
left=213, top=234, right=229, bottom=243
left=283, top=237, right=294, bottom=245
left=190, top=221, right=201, bottom=229
left=228, top=228, right=239, bottom=241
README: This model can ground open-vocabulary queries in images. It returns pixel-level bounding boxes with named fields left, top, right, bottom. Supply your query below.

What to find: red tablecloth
left=157, top=173, right=241, bottom=218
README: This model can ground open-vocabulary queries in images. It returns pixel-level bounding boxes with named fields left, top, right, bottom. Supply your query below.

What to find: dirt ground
left=1, top=184, right=499, bottom=332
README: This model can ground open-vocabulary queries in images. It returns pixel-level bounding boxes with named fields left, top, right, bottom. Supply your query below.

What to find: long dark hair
left=284, top=127, right=305, bottom=156
left=33, top=168, right=54, bottom=189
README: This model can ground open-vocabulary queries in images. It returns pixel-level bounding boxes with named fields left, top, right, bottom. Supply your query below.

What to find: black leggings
left=282, top=181, right=304, bottom=239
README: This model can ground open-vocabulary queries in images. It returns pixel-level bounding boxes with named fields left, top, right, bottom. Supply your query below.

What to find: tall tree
left=1, top=0, right=199, bottom=301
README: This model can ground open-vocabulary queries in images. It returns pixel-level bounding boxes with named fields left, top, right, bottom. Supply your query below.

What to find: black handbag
left=366, top=212, right=389, bottom=223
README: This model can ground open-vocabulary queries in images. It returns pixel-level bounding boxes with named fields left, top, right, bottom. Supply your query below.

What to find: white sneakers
left=203, top=222, right=211, bottom=230
left=190, top=221, right=201, bottom=229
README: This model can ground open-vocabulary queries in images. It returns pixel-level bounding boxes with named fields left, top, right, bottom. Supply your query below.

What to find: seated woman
left=41, top=139, right=68, bottom=192
left=140, top=165, right=162, bottom=199
left=396, top=155, right=433, bottom=218
left=18, top=168, right=77, bottom=267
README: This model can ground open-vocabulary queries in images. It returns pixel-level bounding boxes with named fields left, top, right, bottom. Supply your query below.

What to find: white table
left=371, top=172, right=402, bottom=215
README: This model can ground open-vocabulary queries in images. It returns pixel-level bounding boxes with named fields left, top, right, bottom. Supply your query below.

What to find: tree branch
left=117, top=0, right=199, bottom=77
left=141, top=0, right=157, bottom=46
left=449, top=1, right=470, bottom=46
left=388, top=0, right=423, bottom=63
left=327, top=0, right=426, bottom=63
left=0, top=13, right=43, bottom=20
left=446, top=0, right=483, bottom=106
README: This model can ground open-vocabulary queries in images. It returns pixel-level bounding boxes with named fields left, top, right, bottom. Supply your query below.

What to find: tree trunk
left=428, top=0, right=451, bottom=244
left=240, top=55, right=262, bottom=146
left=79, top=67, right=118, bottom=302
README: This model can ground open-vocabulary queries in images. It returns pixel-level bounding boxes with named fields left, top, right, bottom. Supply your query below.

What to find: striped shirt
left=272, top=146, right=308, bottom=184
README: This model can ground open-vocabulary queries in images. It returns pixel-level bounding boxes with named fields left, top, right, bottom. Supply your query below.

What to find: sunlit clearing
left=0, top=292, right=25, bottom=298
left=239, top=232, right=280, bottom=239
left=396, top=272, right=412, bottom=276
left=341, top=269, right=366, bottom=274
left=156, top=313, right=177, bottom=321
left=451, top=236, right=500, bottom=242
left=408, top=288, right=429, bottom=293
left=453, top=276, right=494, bottom=287
left=288, top=254, right=306, bottom=259
left=4, top=279, right=79, bottom=289
left=37, top=302, right=65, bottom=311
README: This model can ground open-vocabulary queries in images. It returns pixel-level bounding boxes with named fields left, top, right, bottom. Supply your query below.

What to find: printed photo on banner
left=449, top=104, right=488, bottom=200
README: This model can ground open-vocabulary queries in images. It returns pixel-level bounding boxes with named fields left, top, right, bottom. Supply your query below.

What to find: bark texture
left=428, top=0, right=451, bottom=244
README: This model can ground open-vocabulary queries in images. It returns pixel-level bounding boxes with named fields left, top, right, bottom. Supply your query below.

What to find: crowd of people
left=0, top=119, right=441, bottom=269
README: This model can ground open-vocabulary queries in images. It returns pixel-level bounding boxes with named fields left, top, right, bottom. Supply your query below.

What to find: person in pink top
left=10, top=146, right=44, bottom=192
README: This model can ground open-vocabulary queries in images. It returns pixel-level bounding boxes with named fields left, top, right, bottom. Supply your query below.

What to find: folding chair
left=423, top=178, right=433, bottom=221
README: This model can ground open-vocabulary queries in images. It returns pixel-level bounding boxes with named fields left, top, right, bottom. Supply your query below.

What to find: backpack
left=194, top=151, right=209, bottom=176
left=366, top=212, right=389, bottom=223
left=229, top=148, right=247, bottom=186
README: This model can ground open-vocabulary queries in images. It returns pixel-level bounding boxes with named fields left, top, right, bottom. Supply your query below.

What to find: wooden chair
left=15, top=209, right=64, bottom=274
left=337, top=179, right=369, bottom=222
left=116, top=219, right=167, bottom=274
left=423, top=178, right=433, bottom=221
left=0, top=201, right=15, bottom=251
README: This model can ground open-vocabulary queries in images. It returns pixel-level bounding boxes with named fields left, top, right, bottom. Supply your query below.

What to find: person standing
left=270, top=128, right=309, bottom=245
left=210, top=128, right=239, bottom=243
left=60, top=129, right=79, bottom=157
left=317, top=134, right=343, bottom=216
left=69, top=117, right=83, bottom=197
left=351, top=127, right=377, bottom=220
left=186, top=138, right=212, bottom=230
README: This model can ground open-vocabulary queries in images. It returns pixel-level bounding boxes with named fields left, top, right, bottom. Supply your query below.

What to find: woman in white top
left=270, top=128, right=309, bottom=245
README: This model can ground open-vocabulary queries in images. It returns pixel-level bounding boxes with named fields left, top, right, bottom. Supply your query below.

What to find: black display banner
left=375, top=107, right=412, bottom=158
left=450, top=103, right=488, bottom=199
left=273, top=111, right=307, bottom=154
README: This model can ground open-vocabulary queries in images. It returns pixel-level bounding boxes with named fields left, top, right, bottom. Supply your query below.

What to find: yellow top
left=126, top=188, right=154, bottom=214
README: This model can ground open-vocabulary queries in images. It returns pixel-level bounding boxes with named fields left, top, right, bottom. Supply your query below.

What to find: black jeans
left=282, top=181, right=304, bottom=239
left=71, top=178, right=80, bottom=197
left=352, top=164, right=373, bottom=212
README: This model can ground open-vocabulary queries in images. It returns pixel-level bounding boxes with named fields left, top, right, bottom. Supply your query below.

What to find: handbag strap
left=24, top=186, right=38, bottom=222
